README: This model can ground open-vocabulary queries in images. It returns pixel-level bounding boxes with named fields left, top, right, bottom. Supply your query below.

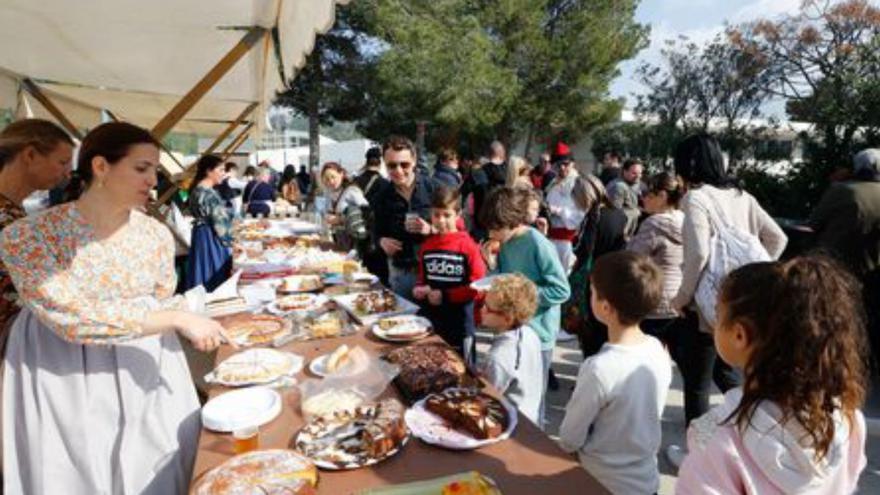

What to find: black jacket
left=373, top=173, right=436, bottom=268
left=463, top=161, right=507, bottom=238
left=433, top=162, right=462, bottom=189
left=354, top=169, right=389, bottom=206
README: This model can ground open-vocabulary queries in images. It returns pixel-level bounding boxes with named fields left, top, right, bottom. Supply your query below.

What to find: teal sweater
left=495, top=227, right=570, bottom=350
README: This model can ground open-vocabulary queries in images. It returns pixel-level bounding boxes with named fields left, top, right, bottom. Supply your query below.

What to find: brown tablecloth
left=191, top=326, right=609, bottom=494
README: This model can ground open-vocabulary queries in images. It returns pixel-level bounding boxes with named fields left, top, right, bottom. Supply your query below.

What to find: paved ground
left=476, top=332, right=880, bottom=494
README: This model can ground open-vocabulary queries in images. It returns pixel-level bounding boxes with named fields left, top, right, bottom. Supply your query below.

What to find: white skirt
left=3, top=309, right=200, bottom=495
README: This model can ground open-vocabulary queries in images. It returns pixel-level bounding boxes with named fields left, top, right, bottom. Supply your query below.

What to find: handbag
left=694, top=192, right=771, bottom=328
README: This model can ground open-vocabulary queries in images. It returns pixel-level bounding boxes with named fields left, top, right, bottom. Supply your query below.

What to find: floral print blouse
left=0, top=194, right=26, bottom=330
left=189, top=185, right=234, bottom=245
left=0, top=203, right=185, bottom=344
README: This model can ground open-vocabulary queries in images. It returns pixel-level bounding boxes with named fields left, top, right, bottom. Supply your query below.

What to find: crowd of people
left=0, top=117, right=877, bottom=493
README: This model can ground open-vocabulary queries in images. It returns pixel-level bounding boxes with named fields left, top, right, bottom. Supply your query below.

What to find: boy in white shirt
left=479, top=274, right=543, bottom=425
left=559, top=251, right=672, bottom=495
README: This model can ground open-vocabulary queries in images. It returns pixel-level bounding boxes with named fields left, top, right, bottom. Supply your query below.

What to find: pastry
left=279, top=275, right=322, bottom=293
left=325, top=345, right=352, bottom=373
left=385, top=345, right=469, bottom=400
left=424, top=389, right=507, bottom=440
left=277, top=294, right=318, bottom=312
left=305, top=313, right=343, bottom=339
left=194, top=449, right=317, bottom=495
left=354, top=290, right=398, bottom=315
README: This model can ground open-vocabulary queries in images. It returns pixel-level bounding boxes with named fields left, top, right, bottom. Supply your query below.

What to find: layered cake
left=424, top=389, right=507, bottom=440
left=362, top=399, right=408, bottom=458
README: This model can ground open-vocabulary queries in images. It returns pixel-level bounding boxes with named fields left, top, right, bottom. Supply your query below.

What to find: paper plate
left=371, top=315, right=433, bottom=343
left=201, top=386, right=282, bottom=432
left=469, top=274, right=503, bottom=292
left=404, top=389, right=517, bottom=450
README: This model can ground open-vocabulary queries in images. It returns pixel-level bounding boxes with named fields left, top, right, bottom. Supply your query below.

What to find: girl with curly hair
left=676, top=255, right=869, bottom=494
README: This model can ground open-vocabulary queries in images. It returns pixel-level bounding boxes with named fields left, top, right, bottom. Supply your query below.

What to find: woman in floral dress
left=0, top=122, right=231, bottom=494
left=0, top=119, right=74, bottom=336
left=185, top=154, right=233, bottom=291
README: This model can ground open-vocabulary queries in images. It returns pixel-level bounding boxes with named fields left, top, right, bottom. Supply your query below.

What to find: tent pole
left=222, top=122, right=254, bottom=160
left=203, top=102, right=258, bottom=155
left=151, top=27, right=266, bottom=140
left=21, top=78, right=84, bottom=140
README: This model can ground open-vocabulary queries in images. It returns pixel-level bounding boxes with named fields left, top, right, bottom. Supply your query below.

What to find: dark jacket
left=354, top=169, right=389, bottom=206
left=433, top=162, right=462, bottom=189
left=244, top=181, right=277, bottom=217
left=464, top=160, right=507, bottom=237
left=373, top=174, right=436, bottom=268
left=529, top=166, right=556, bottom=192
left=810, top=180, right=880, bottom=277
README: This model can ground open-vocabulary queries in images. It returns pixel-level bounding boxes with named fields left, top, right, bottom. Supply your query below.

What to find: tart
left=279, top=275, right=323, bottom=293
left=223, top=315, right=291, bottom=345
left=301, top=389, right=366, bottom=419
left=212, top=349, right=296, bottom=385
left=424, top=389, right=507, bottom=440
left=194, top=449, right=317, bottom=495
left=304, top=313, right=344, bottom=339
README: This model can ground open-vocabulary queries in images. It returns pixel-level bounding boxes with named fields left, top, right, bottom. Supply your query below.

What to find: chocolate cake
left=385, top=345, right=469, bottom=400
left=424, top=389, right=507, bottom=440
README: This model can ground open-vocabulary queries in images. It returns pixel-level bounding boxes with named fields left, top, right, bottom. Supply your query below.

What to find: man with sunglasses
left=373, top=135, right=436, bottom=298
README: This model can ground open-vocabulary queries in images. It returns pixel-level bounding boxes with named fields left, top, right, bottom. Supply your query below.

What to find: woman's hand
left=174, top=312, right=236, bottom=352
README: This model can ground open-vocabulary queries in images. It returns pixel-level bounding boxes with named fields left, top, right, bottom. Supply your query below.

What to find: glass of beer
left=232, top=424, right=260, bottom=454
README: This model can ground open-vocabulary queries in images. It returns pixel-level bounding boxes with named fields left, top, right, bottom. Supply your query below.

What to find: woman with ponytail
left=185, top=154, right=233, bottom=291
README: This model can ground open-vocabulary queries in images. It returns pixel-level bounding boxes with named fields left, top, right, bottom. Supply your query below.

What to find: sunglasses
left=482, top=303, right=506, bottom=316
left=386, top=161, right=413, bottom=171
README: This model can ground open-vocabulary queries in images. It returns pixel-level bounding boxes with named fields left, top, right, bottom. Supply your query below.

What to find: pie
left=375, top=316, right=431, bottom=340
left=385, top=344, right=469, bottom=400
left=194, top=449, right=317, bottom=495
left=424, top=389, right=507, bottom=440
left=295, top=399, right=407, bottom=468
left=212, top=349, right=296, bottom=385
left=223, top=315, right=291, bottom=345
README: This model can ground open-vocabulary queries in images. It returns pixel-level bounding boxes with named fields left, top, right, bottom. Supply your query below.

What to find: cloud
left=730, top=0, right=803, bottom=22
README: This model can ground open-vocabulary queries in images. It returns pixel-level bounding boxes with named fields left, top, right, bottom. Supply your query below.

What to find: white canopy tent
left=0, top=0, right=349, bottom=172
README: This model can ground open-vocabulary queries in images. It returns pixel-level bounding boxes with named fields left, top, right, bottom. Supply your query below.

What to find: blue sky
left=610, top=0, right=804, bottom=116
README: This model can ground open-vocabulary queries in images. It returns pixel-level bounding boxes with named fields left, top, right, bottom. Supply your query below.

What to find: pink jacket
left=676, top=389, right=866, bottom=495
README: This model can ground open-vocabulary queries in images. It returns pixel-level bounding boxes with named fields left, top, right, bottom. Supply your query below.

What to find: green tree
left=731, top=0, right=880, bottom=170
left=276, top=2, right=376, bottom=169
left=362, top=0, right=648, bottom=153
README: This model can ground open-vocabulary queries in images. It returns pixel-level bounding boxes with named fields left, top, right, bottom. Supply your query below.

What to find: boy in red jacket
left=413, top=186, right=486, bottom=362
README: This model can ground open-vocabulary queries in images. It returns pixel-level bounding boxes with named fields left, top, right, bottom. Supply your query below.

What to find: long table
left=191, top=311, right=609, bottom=494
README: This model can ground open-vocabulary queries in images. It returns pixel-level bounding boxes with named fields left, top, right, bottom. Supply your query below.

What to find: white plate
left=470, top=274, right=503, bottom=292
left=308, top=354, right=332, bottom=377
left=323, top=272, right=379, bottom=286
left=331, top=291, right=420, bottom=326
left=206, top=348, right=304, bottom=387
left=201, top=386, right=282, bottom=432
left=308, top=352, right=366, bottom=377
left=371, top=315, right=433, bottom=342
left=404, top=390, right=518, bottom=450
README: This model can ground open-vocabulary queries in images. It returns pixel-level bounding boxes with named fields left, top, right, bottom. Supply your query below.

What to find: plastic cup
left=232, top=425, right=259, bottom=454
